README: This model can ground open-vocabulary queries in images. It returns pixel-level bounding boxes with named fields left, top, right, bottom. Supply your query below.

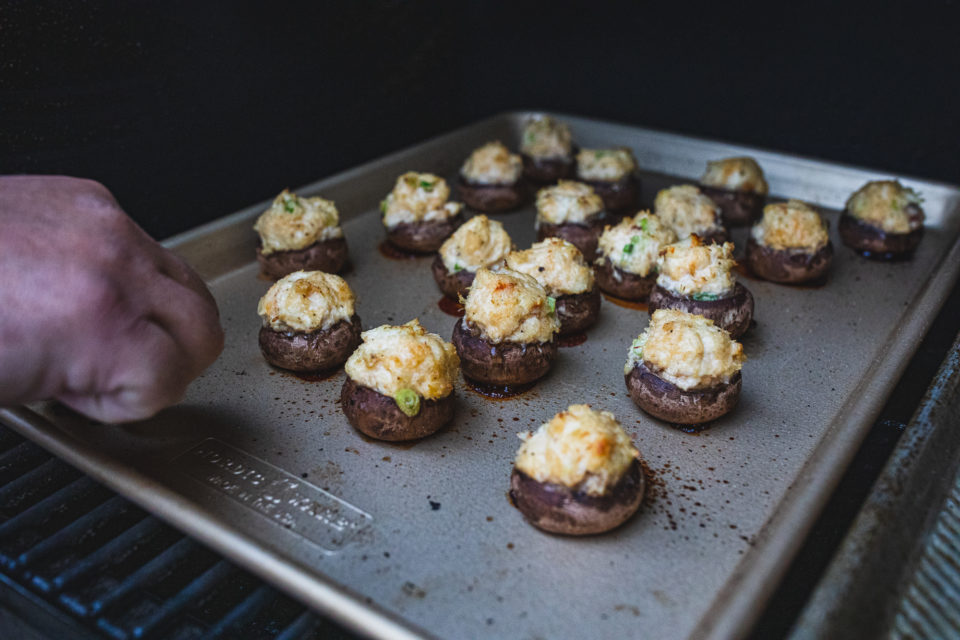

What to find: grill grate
left=0, top=425, right=356, bottom=640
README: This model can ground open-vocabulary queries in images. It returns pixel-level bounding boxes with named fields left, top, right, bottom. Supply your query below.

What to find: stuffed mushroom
left=458, top=141, right=526, bottom=212
left=381, top=172, right=465, bottom=253
left=520, top=115, right=576, bottom=184
left=648, top=237, right=754, bottom=338
left=433, top=214, right=513, bottom=300
left=452, top=268, right=560, bottom=386
left=534, top=180, right=611, bottom=259
left=594, top=212, right=678, bottom=301
left=654, top=184, right=728, bottom=244
left=510, top=404, right=644, bottom=535
left=746, top=200, right=833, bottom=284
left=575, top=148, right=640, bottom=213
left=505, top=238, right=601, bottom=336
left=257, top=270, right=361, bottom=372
left=341, top=320, right=460, bottom=441
left=699, top=157, right=769, bottom=227
left=840, top=180, right=924, bottom=259
left=624, top=309, right=745, bottom=425
left=253, top=190, right=349, bottom=279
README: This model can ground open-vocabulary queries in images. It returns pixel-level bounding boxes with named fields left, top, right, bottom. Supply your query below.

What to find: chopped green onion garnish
left=453, top=263, right=463, bottom=272
left=419, top=180, right=434, bottom=191
left=692, top=292, right=720, bottom=301
left=622, top=243, right=635, bottom=255
left=394, top=388, right=420, bottom=417
left=283, top=196, right=297, bottom=213
left=546, top=296, right=556, bottom=315
left=638, top=218, right=649, bottom=232
left=379, top=199, right=388, bottom=214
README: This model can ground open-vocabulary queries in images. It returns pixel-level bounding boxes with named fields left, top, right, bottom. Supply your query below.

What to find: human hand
left=0, top=176, right=225, bottom=422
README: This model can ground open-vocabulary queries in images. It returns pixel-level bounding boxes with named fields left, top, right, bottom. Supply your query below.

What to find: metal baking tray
left=3, top=112, right=960, bottom=640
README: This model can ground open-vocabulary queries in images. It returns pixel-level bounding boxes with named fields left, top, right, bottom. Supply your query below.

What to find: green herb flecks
left=419, top=180, right=434, bottom=192
left=394, top=388, right=421, bottom=418
left=453, top=263, right=463, bottom=272
left=622, top=242, right=635, bottom=255
left=283, top=194, right=298, bottom=213
left=692, top=292, right=720, bottom=301
left=638, top=218, right=649, bottom=232
left=546, top=296, right=556, bottom=315
left=379, top=199, right=388, bottom=215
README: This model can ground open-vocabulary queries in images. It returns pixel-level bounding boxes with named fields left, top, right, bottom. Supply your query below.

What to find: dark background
left=2, top=0, right=958, bottom=240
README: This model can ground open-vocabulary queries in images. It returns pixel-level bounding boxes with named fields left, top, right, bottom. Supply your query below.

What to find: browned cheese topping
left=254, top=190, right=343, bottom=255
left=344, top=319, right=460, bottom=400
left=257, top=270, right=355, bottom=333
left=505, top=238, right=594, bottom=296
left=654, top=184, right=724, bottom=239
left=463, top=268, right=560, bottom=344
left=846, top=179, right=924, bottom=234
left=515, top=404, right=639, bottom=496
left=751, top=200, right=830, bottom=252
left=625, top=309, right=744, bottom=391
left=439, top=214, right=513, bottom=273
left=701, top=157, right=769, bottom=195
left=460, top=141, right=523, bottom=185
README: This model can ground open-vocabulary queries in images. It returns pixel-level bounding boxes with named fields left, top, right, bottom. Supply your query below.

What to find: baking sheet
left=3, top=112, right=960, bottom=640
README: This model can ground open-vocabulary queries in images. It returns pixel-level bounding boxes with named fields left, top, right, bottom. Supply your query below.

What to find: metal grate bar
left=109, top=560, right=237, bottom=640
left=0, top=457, right=77, bottom=516
left=202, top=583, right=276, bottom=639
left=15, top=495, right=131, bottom=572
left=275, top=610, right=322, bottom=640
left=86, top=536, right=199, bottom=616
left=0, top=441, right=50, bottom=486
left=51, top=515, right=162, bottom=594
left=0, top=428, right=24, bottom=453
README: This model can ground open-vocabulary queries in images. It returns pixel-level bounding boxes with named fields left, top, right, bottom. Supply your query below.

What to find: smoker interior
left=0, top=427, right=355, bottom=639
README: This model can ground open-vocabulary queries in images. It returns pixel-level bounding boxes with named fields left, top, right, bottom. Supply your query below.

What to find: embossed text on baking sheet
left=175, top=439, right=372, bottom=552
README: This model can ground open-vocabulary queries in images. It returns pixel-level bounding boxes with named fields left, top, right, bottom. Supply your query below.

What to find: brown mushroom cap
left=431, top=254, right=476, bottom=300
left=452, top=318, right=557, bottom=385
left=522, top=153, right=575, bottom=184
left=699, top=185, right=765, bottom=227
left=509, top=459, right=645, bottom=535
left=386, top=211, right=464, bottom=254
left=838, top=211, right=923, bottom=259
left=555, top=288, right=602, bottom=335
left=535, top=213, right=610, bottom=261
left=340, top=377, right=455, bottom=441
left=594, top=259, right=657, bottom=301
left=582, top=174, right=640, bottom=213
left=256, top=237, right=349, bottom=280
left=648, top=282, right=754, bottom=338
left=458, top=177, right=526, bottom=213
left=746, top=237, right=833, bottom=284
left=624, top=361, right=741, bottom=425
left=259, top=315, right=362, bottom=372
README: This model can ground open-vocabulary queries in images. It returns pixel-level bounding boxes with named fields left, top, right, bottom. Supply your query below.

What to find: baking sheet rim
left=2, top=111, right=960, bottom=639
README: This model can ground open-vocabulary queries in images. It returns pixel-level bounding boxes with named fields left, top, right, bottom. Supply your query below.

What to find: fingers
left=56, top=317, right=194, bottom=423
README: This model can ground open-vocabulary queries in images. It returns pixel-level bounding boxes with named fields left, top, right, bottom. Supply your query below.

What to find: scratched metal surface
left=3, top=113, right=960, bottom=640
left=789, top=333, right=960, bottom=639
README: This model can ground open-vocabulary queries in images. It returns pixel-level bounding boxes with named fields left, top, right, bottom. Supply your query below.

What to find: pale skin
left=0, top=176, right=224, bottom=423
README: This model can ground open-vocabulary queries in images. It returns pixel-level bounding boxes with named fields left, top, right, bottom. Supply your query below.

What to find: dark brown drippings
left=557, top=332, right=588, bottom=348
left=378, top=240, right=422, bottom=260
left=464, top=377, right=535, bottom=399
left=293, top=369, right=339, bottom=382
left=437, top=296, right=465, bottom=317
left=602, top=294, right=648, bottom=311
